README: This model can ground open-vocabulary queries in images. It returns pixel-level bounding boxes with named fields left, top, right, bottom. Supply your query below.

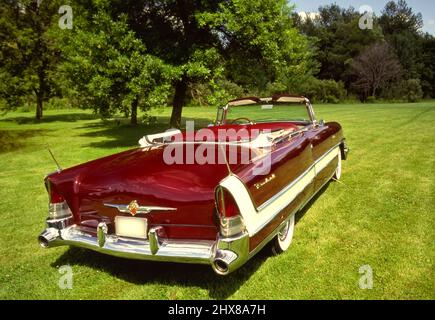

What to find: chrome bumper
left=38, top=218, right=249, bottom=275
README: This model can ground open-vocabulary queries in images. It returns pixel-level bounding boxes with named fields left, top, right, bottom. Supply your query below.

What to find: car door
left=238, top=129, right=315, bottom=210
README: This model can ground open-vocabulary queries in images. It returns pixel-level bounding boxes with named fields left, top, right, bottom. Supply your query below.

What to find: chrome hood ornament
left=104, top=200, right=176, bottom=216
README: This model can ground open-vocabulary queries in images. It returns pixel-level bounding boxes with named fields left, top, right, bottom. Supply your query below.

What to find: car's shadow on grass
left=295, top=181, right=332, bottom=224
left=52, top=244, right=271, bottom=299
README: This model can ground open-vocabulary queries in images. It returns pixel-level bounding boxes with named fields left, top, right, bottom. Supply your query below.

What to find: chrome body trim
left=212, top=232, right=250, bottom=275
left=39, top=217, right=250, bottom=275
left=257, top=142, right=342, bottom=211
left=248, top=165, right=337, bottom=260
left=97, top=222, right=107, bottom=248
left=104, top=202, right=177, bottom=215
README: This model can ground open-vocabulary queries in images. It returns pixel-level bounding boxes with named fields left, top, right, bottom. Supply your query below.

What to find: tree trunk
left=36, top=91, right=43, bottom=120
left=170, top=78, right=188, bottom=128
left=131, top=97, right=138, bottom=125
left=36, top=62, right=46, bottom=120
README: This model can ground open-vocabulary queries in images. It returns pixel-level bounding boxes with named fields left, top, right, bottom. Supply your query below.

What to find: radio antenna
left=45, top=145, right=62, bottom=172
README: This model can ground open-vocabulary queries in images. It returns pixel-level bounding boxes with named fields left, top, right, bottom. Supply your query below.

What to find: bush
left=44, top=97, right=74, bottom=110
left=294, top=77, right=347, bottom=103
left=366, top=96, right=377, bottom=103
left=382, top=79, right=423, bottom=102
left=402, top=79, right=423, bottom=102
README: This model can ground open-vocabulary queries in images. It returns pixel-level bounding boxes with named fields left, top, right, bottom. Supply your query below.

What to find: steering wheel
left=230, top=117, right=254, bottom=125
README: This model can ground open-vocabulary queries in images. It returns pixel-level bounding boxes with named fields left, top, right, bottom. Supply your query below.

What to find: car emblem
left=254, top=173, right=276, bottom=190
left=104, top=202, right=177, bottom=215
left=127, top=200, right=139, bottom=216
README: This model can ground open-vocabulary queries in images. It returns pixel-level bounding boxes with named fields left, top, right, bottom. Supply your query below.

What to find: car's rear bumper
left=38, top=217, right=249, bottom=275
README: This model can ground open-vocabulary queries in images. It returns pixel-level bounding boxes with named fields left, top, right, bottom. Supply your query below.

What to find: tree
left=379, top=0, right=423, bottom=35
left=293, top=4, right=383, bottom=88
left=380, top=0, right=424, bottom=79
left=351, top=42, right=401, bottom=99
left=111, top=0, right=311, bottom=128
left=59, top=1, right=173, bottom=125
left=0, top=0, right=61, bottom=119
left=420, top=34, right=435, bottom=98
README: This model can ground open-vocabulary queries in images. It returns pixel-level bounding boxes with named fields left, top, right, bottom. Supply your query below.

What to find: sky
left=290, top=0, right=435, bottom=35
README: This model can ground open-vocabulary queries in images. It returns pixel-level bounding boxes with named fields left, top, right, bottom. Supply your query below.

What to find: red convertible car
left=39, top=94, right=348, bottom=275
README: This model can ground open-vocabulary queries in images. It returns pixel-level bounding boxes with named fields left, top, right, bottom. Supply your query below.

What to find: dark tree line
left=0, top=0, right=434, bottom=124
left=293, top=0, right=435, bottom=101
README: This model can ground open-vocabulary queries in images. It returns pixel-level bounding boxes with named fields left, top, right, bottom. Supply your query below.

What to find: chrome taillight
left=215, top=187, right=245, bottom=237
left=45, top=179, right=72, bottom=219
left=48, top=201, right=73, bottom=220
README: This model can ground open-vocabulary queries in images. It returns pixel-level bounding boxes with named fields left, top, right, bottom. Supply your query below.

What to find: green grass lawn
left=0, top=101, right=434, bottom=299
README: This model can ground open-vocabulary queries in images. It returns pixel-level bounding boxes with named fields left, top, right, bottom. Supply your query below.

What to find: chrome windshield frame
left=215, top=97, right=317, bottom=126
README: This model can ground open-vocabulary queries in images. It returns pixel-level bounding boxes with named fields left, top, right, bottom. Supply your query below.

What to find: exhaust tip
left=212, top=249, right=239, bottom=275
left=213, top=259, right=230, bottom=275
left=38, top=228, right=59, bottom=248
left=38, top=235, right=49, bottom=248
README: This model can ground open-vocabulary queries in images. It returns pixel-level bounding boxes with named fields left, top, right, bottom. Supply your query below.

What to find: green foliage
left=293, top=77, right=346, bottom=103
left=294, top=4, right=384, bottom=87
left=198, top=0, right=311, bottom=85
left=401, top=79, right=423, bottom=102
left=1, top=0, right=433, bottom=123
left=107, top=0, right=312, bottom=126
left=189, top=79, right=245, bottom=107
left=59, top=2, right=174, bottom=123
left=419, top=34, right=435, bottom=98
left=0, top=0, right=63, bottom=118
left=365, top=96, right=377, bottom=103
left=380, top=1, right=425, bottom=81
left=379, top=0, right=423, bottom=35
left=382, top=79, right=424, bottom=102
left=293, top=1, right=434, bottom=100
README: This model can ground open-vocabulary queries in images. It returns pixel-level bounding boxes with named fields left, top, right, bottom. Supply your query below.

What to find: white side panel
left=220, top=145, right=340, bottom=237
left=314, top=146, right=339, bottom=173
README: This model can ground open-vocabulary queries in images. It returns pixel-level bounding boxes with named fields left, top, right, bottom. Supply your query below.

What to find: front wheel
left=333, top=150, right=342, bottom=180
left=271, top=214, right=295, bottom=255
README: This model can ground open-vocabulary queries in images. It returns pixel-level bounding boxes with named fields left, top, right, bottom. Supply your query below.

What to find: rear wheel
left=271, top=214, right=295, bottom=255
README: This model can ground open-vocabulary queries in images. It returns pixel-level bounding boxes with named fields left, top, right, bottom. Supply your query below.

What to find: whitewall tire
left=333, top=151, right=342, bottom=180
left=271, top=213, right=295, bottom=255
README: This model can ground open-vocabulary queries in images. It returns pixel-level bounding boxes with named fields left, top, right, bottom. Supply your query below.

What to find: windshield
left=221, top=103, right=312, bottom=124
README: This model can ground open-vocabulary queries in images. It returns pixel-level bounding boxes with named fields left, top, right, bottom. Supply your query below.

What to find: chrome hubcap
left=278, top=221, right=290, bottom=241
